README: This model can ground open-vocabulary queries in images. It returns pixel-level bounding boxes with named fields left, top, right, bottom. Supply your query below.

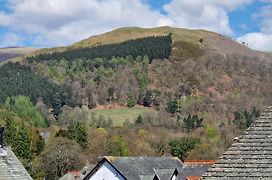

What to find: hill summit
left=33, top=26, right=271, bottom=62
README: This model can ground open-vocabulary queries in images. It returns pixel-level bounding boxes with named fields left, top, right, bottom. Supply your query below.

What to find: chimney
left=0, top=127, right=3, bottom=148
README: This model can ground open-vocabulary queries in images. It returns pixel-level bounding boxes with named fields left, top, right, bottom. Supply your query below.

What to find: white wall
left=171, top=174, right=177, bottom=180
left=88, top=161, right=125, bottom=180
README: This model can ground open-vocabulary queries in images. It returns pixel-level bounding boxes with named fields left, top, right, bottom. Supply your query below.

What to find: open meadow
left=89, top=106, right=157, bottom=126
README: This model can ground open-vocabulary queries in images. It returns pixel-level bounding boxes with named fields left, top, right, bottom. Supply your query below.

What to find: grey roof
left=202, top=106, right=272, bottom=179
left=83, top=158, right=127, bottom=180
left=0, top=147, right=32, bottom=180
left=179, top=162, right=212, bottom=180
left=107, top=156, right=182, bottom=180
left=154, top=168, right=177, bottom=180
left=84, top=156, right=213, bottom=180
left=139, top=174, right=156, bottom=180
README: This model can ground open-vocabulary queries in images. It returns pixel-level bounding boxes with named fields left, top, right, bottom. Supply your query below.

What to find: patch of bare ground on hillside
left=202, top=34, right=272, bottom=62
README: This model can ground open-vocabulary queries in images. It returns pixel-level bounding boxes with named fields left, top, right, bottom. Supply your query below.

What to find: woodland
left=0, top=34, right=270, bottom=179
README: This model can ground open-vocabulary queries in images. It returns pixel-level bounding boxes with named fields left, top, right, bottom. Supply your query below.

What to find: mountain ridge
left=27, top=26, right=271, bottom=63
left=0, top=47, right=37, bottom=64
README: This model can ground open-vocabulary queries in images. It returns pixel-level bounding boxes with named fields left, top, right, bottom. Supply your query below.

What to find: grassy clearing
left=89, top=106, right=156, bottom=126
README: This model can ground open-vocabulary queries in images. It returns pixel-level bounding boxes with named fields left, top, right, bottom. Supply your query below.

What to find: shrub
left=127, top=97, right=136, bottom=107
left=107, top=136, right=129, bottom=156
left=169, top=137, right=200, bottom=160
left=233, top=107, right=260, bottom=129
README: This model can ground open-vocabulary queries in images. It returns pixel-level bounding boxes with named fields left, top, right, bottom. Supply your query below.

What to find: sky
left=0, top=0, right=272, bottom=51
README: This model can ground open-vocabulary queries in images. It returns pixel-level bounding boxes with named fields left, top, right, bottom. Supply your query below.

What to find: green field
left=89, top=106, right=156, bottom=126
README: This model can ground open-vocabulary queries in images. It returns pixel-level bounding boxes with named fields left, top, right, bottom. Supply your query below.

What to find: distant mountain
left=0, top=53, right=19, bottom=63
left=0, top=47, right=37, bottom=63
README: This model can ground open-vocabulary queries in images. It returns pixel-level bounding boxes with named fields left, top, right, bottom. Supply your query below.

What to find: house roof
left=84, top=156, right=182, bottom=180
left=0, top=147, right=32, bottom=180
left=139, top=174, right=157, bottom=180
left=178, top=160, right=215, bottom=180
left=83, top=157, right=127, bottom=180
left=202, top=106, right=272, bottom=179
left=84, top=156, right=214, bottom=180
left=107, top=156, right=182, bottom=180
left=154, top=168, right=178, bottom=180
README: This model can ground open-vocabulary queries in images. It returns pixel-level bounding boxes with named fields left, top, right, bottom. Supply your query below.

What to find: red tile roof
left=186, top=175, right=201, bottom=180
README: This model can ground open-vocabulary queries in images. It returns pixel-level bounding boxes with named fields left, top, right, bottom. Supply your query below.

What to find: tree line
left=26, top=35, right=172, bottom=63
left=0, top=107, right=45, bottom=166
left=0, top=63, right=77, bottom=117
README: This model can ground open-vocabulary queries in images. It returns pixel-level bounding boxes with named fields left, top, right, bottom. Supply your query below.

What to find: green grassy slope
left=89, top=106, right=156, bottom=126
left=31, top=26, right=209, bottom=55
left=71, top=26, right=211, bottom=48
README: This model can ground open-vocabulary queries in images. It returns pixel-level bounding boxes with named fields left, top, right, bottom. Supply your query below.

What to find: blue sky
left=229, top=1, right=262, bottom=35
left=0, top=0, right=272, bottom=51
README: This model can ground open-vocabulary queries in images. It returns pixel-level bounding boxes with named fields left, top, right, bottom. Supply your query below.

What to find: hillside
left=22, top=27, right=272, bottom=123
left=0, top=47, right=37, bottom=63
left=32, top=26, right=271, bottom=61
left=2, top=26, right=272, bottom=179
left=83, top=27, right=270, bottom=61
left=25, top=27, right=272, bottom=117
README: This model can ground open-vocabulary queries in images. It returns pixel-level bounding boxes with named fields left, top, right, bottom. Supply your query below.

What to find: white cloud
left=0, top=0, right=254, bottom=47
left=163, top=0, right=253, bottom=35
left=238, top=33, right=272, bottom=51
left=237, top=3, right=272, bottom=51
left=253, top=5, right=272, bottom=33
left=0, top=12, right=11, bottom=26
left=0, top=0, right=167, bottom=47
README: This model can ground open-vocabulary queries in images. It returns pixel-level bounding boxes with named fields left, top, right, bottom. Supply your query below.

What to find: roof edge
left=83, top=157, right=127, bottom=180
left=184, top=160, right=217, bottom=165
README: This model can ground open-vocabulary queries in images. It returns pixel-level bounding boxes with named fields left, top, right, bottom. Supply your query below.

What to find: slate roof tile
left=0, top=147, right=32, bottom=180
left=202, top=106, right=272, bottom=179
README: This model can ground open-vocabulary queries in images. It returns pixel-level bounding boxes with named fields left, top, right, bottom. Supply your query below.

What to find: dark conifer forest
left=26, top=35, right=172, bottom=63
left=0, top=63, right=76, bottom=116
